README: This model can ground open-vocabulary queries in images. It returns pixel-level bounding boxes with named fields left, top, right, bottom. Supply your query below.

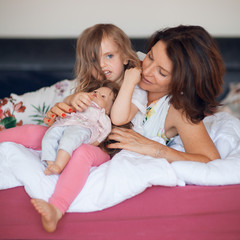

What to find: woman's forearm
left=108, top=127, right=216, bottom=163
left=154, top=143, right=215, bottom=163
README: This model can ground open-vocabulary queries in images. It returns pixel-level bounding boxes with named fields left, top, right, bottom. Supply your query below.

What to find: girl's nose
left=100, top=58, right=106, bottom=68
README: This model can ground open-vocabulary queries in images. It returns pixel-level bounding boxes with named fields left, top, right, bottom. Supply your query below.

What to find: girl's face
left=139, top=41, right=172, bottom=103
left=91, top=87, right=115, bottom=114
left=99, top=37, right=128, bottom=85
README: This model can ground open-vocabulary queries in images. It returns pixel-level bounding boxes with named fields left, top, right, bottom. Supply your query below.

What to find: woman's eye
left=148, top=53, right=153, bottom=60
left=159, top=70, right=167, bottom=77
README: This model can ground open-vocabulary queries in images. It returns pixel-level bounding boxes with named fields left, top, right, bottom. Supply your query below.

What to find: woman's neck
left=147, top=92, right=167, bottom=106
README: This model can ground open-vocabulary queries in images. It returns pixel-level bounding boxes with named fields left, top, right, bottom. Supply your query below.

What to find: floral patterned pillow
left=0, top=79, right=77, bottom=131
left=218, top=82, right=240, bottom=119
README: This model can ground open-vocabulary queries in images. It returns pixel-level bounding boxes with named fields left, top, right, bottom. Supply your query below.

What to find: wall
left=0, top=0, right=239, bottom=38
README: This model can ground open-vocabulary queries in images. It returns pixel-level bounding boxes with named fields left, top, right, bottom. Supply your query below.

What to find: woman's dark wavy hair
left=148, top=25, right=225, bottom=123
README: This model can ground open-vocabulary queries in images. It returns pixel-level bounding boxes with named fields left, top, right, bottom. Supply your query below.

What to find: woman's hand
left=43, top=102, right=73, bottom=126
left=44, top=92, right=94, bottom=126
left=65, top=92, right=93, bottom=112
left=107, top=127, right=160, bottom=157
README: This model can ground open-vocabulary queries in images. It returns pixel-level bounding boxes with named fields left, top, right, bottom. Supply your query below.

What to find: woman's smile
left=141, top=75, right=152, bottom=85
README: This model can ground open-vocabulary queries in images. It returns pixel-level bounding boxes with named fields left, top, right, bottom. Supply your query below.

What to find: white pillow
left=0, top=79, right=77, bottom=130
left=137, top=51, right=146, bottom=61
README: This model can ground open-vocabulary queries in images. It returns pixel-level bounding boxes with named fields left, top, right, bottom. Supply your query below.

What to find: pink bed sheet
left=1, top=185, right=240, bottom=240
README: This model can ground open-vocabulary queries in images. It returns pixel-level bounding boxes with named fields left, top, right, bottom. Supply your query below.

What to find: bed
left=1, top=37, right=240, bottom=240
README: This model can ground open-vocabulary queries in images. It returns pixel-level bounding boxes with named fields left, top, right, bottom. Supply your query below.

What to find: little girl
left=0, top=23, right=147, bottom=232
left=42, top=80, right=119, bottom=175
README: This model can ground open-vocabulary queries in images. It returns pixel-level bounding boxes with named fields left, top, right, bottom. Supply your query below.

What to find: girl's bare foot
left=44, top=164, right=63, bottom=175
left=31, top=198, right=63, bottom=232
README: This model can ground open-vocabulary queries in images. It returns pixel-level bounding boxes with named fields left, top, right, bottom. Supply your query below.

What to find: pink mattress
left=1, top=185, right=240, bottom=240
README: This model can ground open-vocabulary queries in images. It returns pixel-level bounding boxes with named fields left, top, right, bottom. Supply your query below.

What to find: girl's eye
left=107, top=54, right=113, bottom=59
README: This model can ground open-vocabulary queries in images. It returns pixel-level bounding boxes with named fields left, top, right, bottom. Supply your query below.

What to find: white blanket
left=1, top=112, right=240, bottom=212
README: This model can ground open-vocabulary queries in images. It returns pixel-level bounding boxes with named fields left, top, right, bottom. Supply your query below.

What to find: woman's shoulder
left=167, top=104, right=205, bottom=133
left=165, top=104, right=196, bottom=138
left=167, top=104, right=183, bottom=122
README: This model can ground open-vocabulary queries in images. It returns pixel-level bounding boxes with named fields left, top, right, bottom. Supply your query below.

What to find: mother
left=108, top=25, right=225, bottom=162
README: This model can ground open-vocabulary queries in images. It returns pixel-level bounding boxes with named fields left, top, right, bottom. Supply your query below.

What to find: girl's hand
left=43, top=102, right=73, bottom=126
left=66, top=92, right=93, bottom=112
left=107, top=127, right=159, bottom=157
left=123, top=68, right=142, bottom=86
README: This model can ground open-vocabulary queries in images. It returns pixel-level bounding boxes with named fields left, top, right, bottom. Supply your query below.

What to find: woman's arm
left=44, top=102, right=72, bottom=126
left=110, top=68, right=141, bottom=125
left=107, top=108, right=220, bottom=163
left=44, top=92, right=93, bottom=126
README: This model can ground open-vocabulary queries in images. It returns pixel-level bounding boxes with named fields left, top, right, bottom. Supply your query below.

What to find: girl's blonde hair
left=74, top=24, right=140, bottom=93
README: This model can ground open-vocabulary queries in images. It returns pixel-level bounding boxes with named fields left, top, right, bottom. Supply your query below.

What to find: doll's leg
left=49, top=144, right=110, bottom=214
left=44, top=126, right=91, bottom=175
left=0, top=124, right=48, bottom=150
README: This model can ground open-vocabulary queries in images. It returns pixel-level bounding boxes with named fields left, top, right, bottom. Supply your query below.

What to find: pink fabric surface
left=0, top=124, right=47, bottom=150
left=1, top=185, right=240, bottom=240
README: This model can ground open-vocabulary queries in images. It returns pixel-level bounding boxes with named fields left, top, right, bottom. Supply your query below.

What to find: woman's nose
left=143, top=62, right=154, bottom=76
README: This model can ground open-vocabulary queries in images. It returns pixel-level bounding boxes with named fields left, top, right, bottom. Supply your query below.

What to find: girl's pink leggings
left=0, top=124, right=110, bottom=214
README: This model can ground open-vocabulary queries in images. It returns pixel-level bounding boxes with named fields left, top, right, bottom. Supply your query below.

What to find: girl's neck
left=116, top=78, right=123, bottom=87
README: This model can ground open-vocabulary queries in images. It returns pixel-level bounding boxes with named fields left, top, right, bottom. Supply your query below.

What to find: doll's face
left=91, top=87, right=115, bottom=114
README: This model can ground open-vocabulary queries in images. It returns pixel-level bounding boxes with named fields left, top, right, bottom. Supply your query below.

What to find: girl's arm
left=110, top=68, right=141, bottom=125
left=64, top=92, right=93, bottom=112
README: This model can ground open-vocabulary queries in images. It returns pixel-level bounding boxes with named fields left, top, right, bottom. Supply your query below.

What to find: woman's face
left=139, top=41, right=172, bottom=103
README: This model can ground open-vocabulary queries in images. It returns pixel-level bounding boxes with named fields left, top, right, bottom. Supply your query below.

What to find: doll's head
left=88, top=80, right=119, bottom=115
